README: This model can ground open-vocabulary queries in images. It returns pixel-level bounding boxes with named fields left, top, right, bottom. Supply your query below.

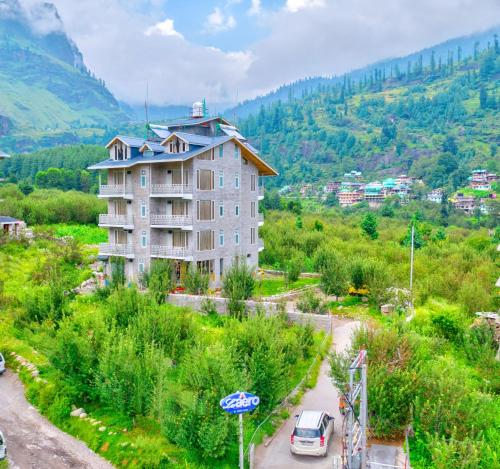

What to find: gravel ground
left=0, top=369, right=113, bottom=469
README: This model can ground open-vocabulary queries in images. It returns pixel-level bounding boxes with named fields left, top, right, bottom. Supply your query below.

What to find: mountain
left=237, top=36, right=500, bottom=192
left=0, top=0, right=129, bottom=152
left=227, top=26, right=500, bottom=119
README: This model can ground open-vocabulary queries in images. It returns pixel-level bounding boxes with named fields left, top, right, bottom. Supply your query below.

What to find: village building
left=338, top=189, right=364, bottom=207
left=0, top=216, right=26, bottom=237
left=88, top=102, right=277, bottom=287
left=427, top=188, right=444, bottom=204
left=453, top=193, right=476, bottom=214
left=469, top=169, right=497, bottom=191
left=324, top=181, right=341, bottom=193
left=364, top=182, right=385, bottom=208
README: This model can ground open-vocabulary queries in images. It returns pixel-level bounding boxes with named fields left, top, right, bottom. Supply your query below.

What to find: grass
left=42, top=224, right=107, bottom=244
left=254, top=276, right=319, bottom=297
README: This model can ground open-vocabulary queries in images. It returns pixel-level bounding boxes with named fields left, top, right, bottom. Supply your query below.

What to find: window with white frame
left=234, top=229, right=240, bottom=246
left=234, top=143, right=239, bottom=159
left=141, top=231, right=147, bottom=248
left=235, top=204, right=240, bottom=217
left=138, top=261, right=145, bottom=273
left=140, top=169, right=147, bottom=188
left=196, top=200, right=215, bottom=221
left=251, top=201, right=256, bottom=218
left=250, top=227, right=256, bottom=245
left=197, top=230, right=215, bottom=251
left=219, top=201, right=224, bottom=217
left=140, top=201, right=147, bottom=218
left=219, top=144, right=224, bottom=158
left=219, top=170, right=224, bottom=188
left=235, top=172, right=240, bottom=189
left=196, top=169, right=214, bottom=190
left=219, top=230, right=224, bottom=247
left=250, top=174, right=256, bottom=191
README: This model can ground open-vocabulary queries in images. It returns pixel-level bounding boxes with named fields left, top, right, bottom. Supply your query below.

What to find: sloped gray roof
left=0, top=216, right=20, bottom=223
left=88, top=136, right=231, bottom=170
left=0, top=150, right=10, bottom=158
left=142, top=142, right=165, bottom=153
left=149, top=125, right=171, bottom=140
left=172, top=132, right=213, bottom=146
left=105, top=135, right=145, bottom=149
left=166, top=115, right=231, bottom=128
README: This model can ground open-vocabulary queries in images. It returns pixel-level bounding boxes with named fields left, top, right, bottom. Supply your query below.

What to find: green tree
left=146, top=259, right=174, bottom=304
left=361, top=213, right=379, bottom=240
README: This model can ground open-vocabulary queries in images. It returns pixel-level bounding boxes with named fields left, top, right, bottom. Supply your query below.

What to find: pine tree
left=361, top=213, right=379, bottom=240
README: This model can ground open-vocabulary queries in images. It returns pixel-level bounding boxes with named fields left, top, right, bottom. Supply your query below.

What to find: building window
left=235, top=229, right=240, bottom=246
left=235, top=204, right=240, bottom=217
left=141, top=201, right=147, bottom=218
left=251, top=201, right=256, bottom=218
left=140, top=169, right=147, bottom=188
left=197, top=230, right=215, bottom=251
left=219, top=144, right=224, bottom=158
left=197, top=169, right=214, bottom=190
left=219, top=230, right=224, bottom=247
left=197, top=149, right=213, bottom=160
left=250, top=227, right=256, bottom=245
left=234, top=143, right=239, bottom=159
left=220, top=258, right=224, bottom=277
left=219, top=170, right=224, bottom=188
left=219, top=201, right=224, bottom=217
left=250, top=174, right=256, bottom=191
left=235, top=172, right=240, bottom=189
left=196, top=200, right=215, bottom=221
left=141, top=231, right=147, bottom=248
left=138, top=262, right=145, bottom=273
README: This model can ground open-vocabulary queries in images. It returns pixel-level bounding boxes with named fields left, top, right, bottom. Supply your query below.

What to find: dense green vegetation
left=239, top=37, right=500, bottom=192
left=331, top=302, right=500, bottom=468
left=0, top=184, right=106, bottom=224
left=260, top=210, right=498, bottom=313
left=0, top=237, right=323, bottom=467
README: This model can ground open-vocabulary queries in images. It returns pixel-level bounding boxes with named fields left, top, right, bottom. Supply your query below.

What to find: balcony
left=99, top=184, right=133, bottom=199
left=258, top=238, right=265, bottom=252
left=150, top=184, right=193, bottom=199
left=99, top=243, right=134, bottom=258
left=151, top=245, right=192, bottom=260
left=258, top=186, right=264, bottom=200
left=258, top=212, right=264, bottom=226
left=99, top=214, right=134, bottom=228
left=150, top=214, right=193, bottom=229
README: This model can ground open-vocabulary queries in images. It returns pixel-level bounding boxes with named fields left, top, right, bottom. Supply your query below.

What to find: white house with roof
left=89, top=102, right=277, bottom=287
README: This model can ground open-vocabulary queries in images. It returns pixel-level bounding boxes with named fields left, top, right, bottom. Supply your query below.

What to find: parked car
left=0, top=430, right=6, bottom=460
left=290, top=410, right=334, bottom=457
left=0, top=353, right=5, bottom=375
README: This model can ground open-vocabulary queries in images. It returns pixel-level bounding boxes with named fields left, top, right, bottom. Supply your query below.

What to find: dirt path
left=254, top=319, right=359, bottom=469
left=0, top=369, right=113, bottom=469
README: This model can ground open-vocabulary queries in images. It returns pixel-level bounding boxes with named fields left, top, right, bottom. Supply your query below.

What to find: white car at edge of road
left=290, top=410, right=334, bottom=457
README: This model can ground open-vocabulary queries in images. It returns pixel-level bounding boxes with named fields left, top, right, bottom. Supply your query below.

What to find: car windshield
left=294, top=428, right=320, bottom=438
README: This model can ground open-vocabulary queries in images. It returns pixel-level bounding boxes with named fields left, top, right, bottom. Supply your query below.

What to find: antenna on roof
left=144, top=81, right=150, bottom=140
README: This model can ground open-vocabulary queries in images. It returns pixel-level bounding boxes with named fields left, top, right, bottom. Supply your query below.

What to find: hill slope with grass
left=238, top=35, right=500, bottom=192
left=0, top=0, right=128, bottom=152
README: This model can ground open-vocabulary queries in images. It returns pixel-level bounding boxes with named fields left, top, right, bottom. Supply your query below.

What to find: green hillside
left=238, top=36, right=500, bottom=192
left=0, top=0, right=128, bottom=152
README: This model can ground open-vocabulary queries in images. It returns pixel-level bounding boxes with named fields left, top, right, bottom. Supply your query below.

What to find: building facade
left=89, top=107, right=277, bottom=287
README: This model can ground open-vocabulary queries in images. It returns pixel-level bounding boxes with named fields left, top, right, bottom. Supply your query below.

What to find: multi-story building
left=427, top=188, right=444, bottom=204
left=338, top=189, right=364, bottom=207
left=89, top=103, right=277, bottom=287
left=453, top=193, right=476, bottom=214
left=469, top=169, right=497, bottom=191
left=324, top=181, right=341, bottom=193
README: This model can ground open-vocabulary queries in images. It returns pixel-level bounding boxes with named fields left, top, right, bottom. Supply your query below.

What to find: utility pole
left=239, top=413, right=244, bottom=469
left=343, top=349, right=368, bottom=469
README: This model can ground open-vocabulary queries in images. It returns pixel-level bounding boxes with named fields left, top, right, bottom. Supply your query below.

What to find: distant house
left=0, top=216, right=26, bottom=237
left=0, top=150, right=10, bottom=160
left=453, top=193, right=476, bottom=214
left=469, top=169, right=497, bottom=191
left=364, top=182, right=385, bottom=208
left=338, top=189, right=363, bottom=207
left=395, top=174, right=415, bottom=186
left=325, top=181, right=341, bottom=193
left=427, top=188, right=444, bottom=204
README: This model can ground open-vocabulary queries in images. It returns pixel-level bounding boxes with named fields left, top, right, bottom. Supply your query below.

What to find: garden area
left=0, top=237, right=326, bottom=468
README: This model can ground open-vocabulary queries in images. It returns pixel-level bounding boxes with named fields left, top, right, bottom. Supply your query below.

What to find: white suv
left=0, top=353, right=5, bottom=375
left=290, top=410, right=334, bottom=457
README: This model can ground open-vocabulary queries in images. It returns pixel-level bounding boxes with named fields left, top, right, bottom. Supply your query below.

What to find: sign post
left=220, top=391, right=260, bottom=469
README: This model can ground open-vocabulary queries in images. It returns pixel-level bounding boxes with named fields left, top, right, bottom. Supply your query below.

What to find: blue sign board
left=220, top=391, right=260, bottom=415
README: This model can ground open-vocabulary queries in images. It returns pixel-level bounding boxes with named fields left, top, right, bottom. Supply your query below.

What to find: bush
left=318, top=250, right=349, bottom=297
left=297, top=290, right=328, bottom=315
left=184, top=265, right=209, bottom=295
left=222, top=260, right=255, bottom=318
left=145, top=259, right=173, bottom=304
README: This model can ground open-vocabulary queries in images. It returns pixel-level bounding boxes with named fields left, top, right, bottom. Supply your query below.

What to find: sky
left=18, top=0, right=500, bottom=108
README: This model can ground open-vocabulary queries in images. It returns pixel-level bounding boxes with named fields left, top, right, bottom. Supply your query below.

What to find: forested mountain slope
left=0, top=0, right=128, bottom=152
left=238, top=37, right=500, bottom=191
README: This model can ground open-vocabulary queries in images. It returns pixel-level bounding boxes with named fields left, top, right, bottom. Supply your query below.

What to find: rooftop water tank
left=192, top=101, right=203, bottom=118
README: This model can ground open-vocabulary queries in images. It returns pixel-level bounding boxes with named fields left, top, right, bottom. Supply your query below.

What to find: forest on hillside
left=238, top=36, right=500, bottom=192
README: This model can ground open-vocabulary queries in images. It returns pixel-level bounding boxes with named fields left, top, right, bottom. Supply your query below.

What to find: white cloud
left=145, top=18, right=183, bottom=38
left=45, top=0, right=500, bottom=108
left=205, top=7, right=237, bottom=33
left=285, top=0, right=326, bottom=13
left=248, top=0, right=261, bottom=15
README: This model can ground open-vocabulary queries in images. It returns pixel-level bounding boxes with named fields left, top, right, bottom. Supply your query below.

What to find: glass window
left=219, top=230, right=224, bottom=246
left=138, top=262, right=145, bottom=273
left=250, top=227, right=255, bottom=244
left=219, top=201, right=224, bottom=217
left=219, top=144, right=224, bottom=158
left=140, top=169, right=147, bottom=188
left=141, top=231, right=147, bottom=248
left=235, top=172, right=240, bottom=189
left=235, top=204, right=240, bottom=217
left=234, top=143, right=239, bottom=159
left=141, top=201, right=147, bottom=218
left=219, top=170, right=224, bottom=188
left=235, top=229, right=240, bottom=246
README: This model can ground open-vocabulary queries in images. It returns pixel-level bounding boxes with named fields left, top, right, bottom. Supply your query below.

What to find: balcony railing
left=150, top=184, right=193, bottom=195
left=99, top=184, right=132, bottom=197
left=151, top=245, right=192, bottom=258
left=99, top=243, right=134, bottom=257
left=150, top=214, right=192, bottom=227
left=99, top=214, right=134, bottom=226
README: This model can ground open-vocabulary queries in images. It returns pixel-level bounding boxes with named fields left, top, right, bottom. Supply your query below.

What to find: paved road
left=0, top=369, right=113, bottom=469
left=255, top=319, right=359, bottom=469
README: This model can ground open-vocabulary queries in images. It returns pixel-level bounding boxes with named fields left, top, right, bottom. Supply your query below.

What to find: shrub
left=318, top=250, right=349, bottom=297
left=110, top=256, right=125, bottom=289
left=145, top=259, right=174, bottom=304
left=222, top=260, right=255, bottom=318
left=297, top=290, right=328, bottom=315
left=184, top=265, right=209, bottom=295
